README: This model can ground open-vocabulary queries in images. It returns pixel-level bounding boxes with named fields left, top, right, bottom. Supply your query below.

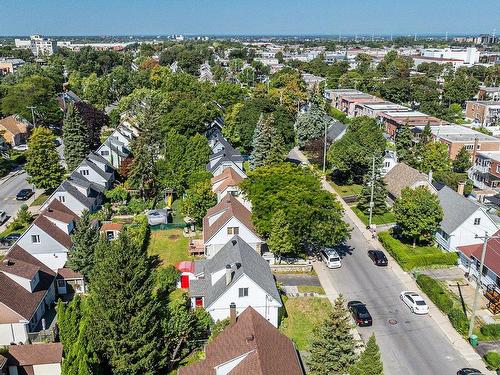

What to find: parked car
left=0, top=233, right=21, bottom=245
left=457, top=369, right=483, bottom=375
left=368, top=250, right=388, bottom=266
left=320, top=248, right=341, bottom=269
left=400, top=291, right=429, bottom=314
left=0, top=210, right=7, bottom=225
left=347, top=301, right=373, bottom=326
left=16, top=188, right=33, bottom=200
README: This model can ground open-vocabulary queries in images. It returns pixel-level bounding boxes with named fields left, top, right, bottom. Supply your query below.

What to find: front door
left=180, top=275, right=189, bottom=288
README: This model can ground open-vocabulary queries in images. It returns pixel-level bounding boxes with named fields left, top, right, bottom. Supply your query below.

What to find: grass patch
left=378, top=231, right=457, bottom=271
left=170, top=199, right=185, bottom=225
left=330, top=182, right=363, bottom=197
left=351, top=206, right=396, bottom=226
left=280, top=297, right=332, bottom=350
left=31, top=192, right=51, bottom=206
left=147, top=229, right=193, bottom=267
left=297, top=286, right=325, bottom=294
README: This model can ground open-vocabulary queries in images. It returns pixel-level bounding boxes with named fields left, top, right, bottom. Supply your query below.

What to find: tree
left=68, top=210, right=100, bottom=279
left=357, top=157, right=388, bottom=216
left=181, top=180, right=217, bottom=225
left=89, top=231, right=163, bottom=374
left=296, top=104, right=331, bottom=148
left=395, top=125, right=415, bottom=165
left=394, top=186, right=443, bottom=247
left=349, top=334, right=383, bottom=375
left=267, top=209, right=297, bottom=261
left=63, top=103, right=89, bottom=171
left=251, top=114, right=286, bottom=168
left=420, top=123, right=432, bottom=145
left=307, top=295, right=357, bottom=374
left=453, top=146, right=472, bottom=173
left=25, top=127, right=64, bottom=190
left=74, top=101, right=109, bottom=150
left=7, top=204, right=33, bottom=231
left=420, top=141, right=451, bottom=174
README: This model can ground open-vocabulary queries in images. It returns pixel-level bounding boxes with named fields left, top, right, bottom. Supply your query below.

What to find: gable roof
left=43, top=198, right=78, bottom=224
left=0, top=245, right=56, bottom=320
left=327, top=121, right=347, bottom=142
left=7, top=343, right=63, bottom=366
left=384, top=162, right=432, bottom=199
left=190, top=236, right=280, bottom=307
left=211, top=167, right=244, bottom=194
left=0, top=115, right=29, bottom=135
left=179, top=307, right=303, bottom=375
left=458, top=230, right=500, bottom=277
left=87, top=151, right=113, bottom=169
left=32, top=212, right=73, bottom=249
left=56, top=180, right=96, bottom=209
left=203, top=195, right=257, bottom=242
left=437, top=185, right=483, bottom=234
left=79, top=158, right=114, bottom=182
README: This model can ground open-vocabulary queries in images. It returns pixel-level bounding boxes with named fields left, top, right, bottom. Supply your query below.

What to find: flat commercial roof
left=414, top=125, right=500, bottom=142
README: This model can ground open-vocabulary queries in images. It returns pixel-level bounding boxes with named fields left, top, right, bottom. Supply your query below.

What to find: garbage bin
left=469, top=335, right=478, bottom=348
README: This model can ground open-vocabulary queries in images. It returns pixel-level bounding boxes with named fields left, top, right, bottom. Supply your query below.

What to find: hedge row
left=480, top=323, right=500, bottom=340
left=378, top=232, right=457, bottom=271
left=484, top=352, right=500, bottom=370
left=416, top=274, right=469, bottom=336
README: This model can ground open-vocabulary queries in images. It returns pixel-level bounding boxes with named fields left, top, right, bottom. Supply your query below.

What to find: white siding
left=17, top=224, right=68, bottom=255
left=43, top=194, right=87, bottom=217
left=33, top=363, right=62, bottom=375
left=1, top=272, right=32, bottom=292
left=76, top=165, right=108, bottom=187
left=0, top=322, right=28, bottom=345
left=448, top=209, right=498, bottom=252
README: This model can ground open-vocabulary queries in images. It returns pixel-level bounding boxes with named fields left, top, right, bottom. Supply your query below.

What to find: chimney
left=225, top=264, right=233, bottom=285
left=428, top=170, right=433, bottom=184
left=457, top=181, right=465, bottom=195
left=229, top=302, right=237, bottom=324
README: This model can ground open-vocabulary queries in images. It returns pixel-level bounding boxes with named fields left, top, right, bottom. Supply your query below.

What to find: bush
left=416, top=275, right=454, bottom=314
left=484, top=351, right=500, bottom=370
left=480, top=324, right=500, bottom=339
left=378, top=231, right=457, bottom=271
left=105, top=186, right=129, bottom=203
left=447, top=308, right=469, bottom=336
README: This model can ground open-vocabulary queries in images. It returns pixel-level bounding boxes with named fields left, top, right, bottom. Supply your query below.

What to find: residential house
left=203, top=195, right=262, bottom=258
left=380, top=111, right=445, bottom=139
left=435, top=185, right=498, bottom=259
left=96, top=124, right=135, bottom=169
left=15, top=200, right=78, bottom=271
left=56, top=267, right=86, bottom=295
left=384, top=163, right=436, bottom=203
left=0, top=246, right=56, bottom=345
left=381, top=150, right=397, bottom=176
left=75, top=154, right=114, bottom=189
left=6, top=343, right=63, bottom=375
left=211, top=167, right=245, bottom=203
left=466, top=101, right=500, bottom=127
left=178, top=306, right=303, bottom=375
left=353, top=102, right=409, bottom=118
left=177, top=236, right=282, bottom=326
left=206, top=137, right=246, bottom=178
left=100, top=222, right=124, bottom=241
left=0, top=115, right=30, bottom=147
left=0, top=58, right=25, bottom=75
left=326, top=121, right=347, bottom=144
left=477, top=87, right=500, bottom=102
left=56, top=90, right=81, bottom=111
left=301, top=73, right=325, bottom=90
left=469, top=151, right=500, bottom=192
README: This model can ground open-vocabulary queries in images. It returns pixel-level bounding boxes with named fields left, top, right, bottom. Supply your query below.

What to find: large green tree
left=68, top=210, right=100, bottom=279
left=63, top=103, right=89, bottom=171
left=394, top=186, right=443, bottom=246
left=349, top=334, right=384, bottom=375
left=395, top=125, right=415, bottom=165
left=357, top=157, right=388, bottom=216
left=307, top=296, right=357, bottom=374
left=266, top=209, right=298, bottom=261
left=453, top=146, right=472, bottom=173
left=25, top=127, right=64, bottom=190
left=251, top=113, right=286, bottom=168
left=296, top=104, right=331, bottom=148
left=420, top=141, right=451, bottom=174
left=181, top=180, right=217, bottom=226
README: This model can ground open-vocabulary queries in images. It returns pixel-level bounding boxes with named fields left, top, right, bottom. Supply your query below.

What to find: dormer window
left=474, top=218, right=481, bottom=225
left=58, top=195, right=65, bottom=203
left=101, top=150, right=109, bottom=156
left=81, top=169, right=89, bottom=176
left=31, top=235, right=40, bottom=244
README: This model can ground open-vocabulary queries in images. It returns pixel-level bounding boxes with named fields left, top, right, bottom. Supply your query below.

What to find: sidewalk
left=293, top=147, right=493, bottom=374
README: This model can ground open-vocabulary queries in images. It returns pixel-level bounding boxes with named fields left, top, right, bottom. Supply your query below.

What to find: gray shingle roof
left=57, top=180, right=95, bottom=209
left=87, top=151, right=114, bottom=169
left=327, top=121, right=347, bottom=143
left=437, top=185, right=480, bottom=234
left=189, top=236, right=281, bottom=308
left=80, top=158, right=114, bottom=183
left=384, top=163, right=432, bottom=199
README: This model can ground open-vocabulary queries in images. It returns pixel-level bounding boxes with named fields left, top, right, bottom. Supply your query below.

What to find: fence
left=150, top=223, right=188, bottom=231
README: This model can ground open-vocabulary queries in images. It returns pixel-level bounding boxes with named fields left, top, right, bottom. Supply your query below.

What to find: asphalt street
left=323, top=213, right=471, bottom=375
left=0, top=170, right=33, bottom=226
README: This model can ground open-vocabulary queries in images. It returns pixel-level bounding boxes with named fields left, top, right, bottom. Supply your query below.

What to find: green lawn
left=297, top=286, right=325, bottom=294
left=31, top=192, right=51, bottom=206
left=330, top=182, right=363, bottom=197
left=147, top=229, right=194, bottom=267
left=351, top=206, right=396, bottom=226
left=170, top=199, right=186, bottom=225
left=280, top=297, right=332, bottom=350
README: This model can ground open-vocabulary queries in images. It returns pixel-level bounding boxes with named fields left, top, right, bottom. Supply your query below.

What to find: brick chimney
left=229, top=302, right=237, bottom=324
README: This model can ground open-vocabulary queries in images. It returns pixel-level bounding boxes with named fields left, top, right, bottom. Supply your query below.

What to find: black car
left=347, top=301, right=373, bottom=327
left=457, top=369, right=483, bottom=375
left=368, top=250, right=388, bottom=266
left=0, top=233, right=21, bottom=245
left=16, top=188, right=33, bottom=201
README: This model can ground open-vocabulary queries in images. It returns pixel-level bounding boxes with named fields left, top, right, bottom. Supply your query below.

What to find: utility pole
left=368, top=155, right=376, bottom=228
left=27, top=106, right=37, bottom=127
left=323, top=120, right=328, bottom=174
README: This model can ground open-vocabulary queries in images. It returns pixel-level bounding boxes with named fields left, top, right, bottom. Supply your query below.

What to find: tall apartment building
left=15, top=35, right=58, bottom=57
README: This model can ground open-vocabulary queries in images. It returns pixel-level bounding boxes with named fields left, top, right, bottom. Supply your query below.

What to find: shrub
left=484, top=351, right=500, bottom=370
left=105, top=186, right=129, bottom=203
left=416, top=275, right=454, bottom=314
left=447, top=308, right=469, bottom=336
left=480, top=324, right=500, bottom=339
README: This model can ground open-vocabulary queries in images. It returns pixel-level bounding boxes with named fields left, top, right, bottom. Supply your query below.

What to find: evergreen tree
left=68, top=210, right=100, bottom=279
left=349, top=334, right=384, bottom=375
left=420, top=123, right=432, bottom=145
left=453, top=146, right=472, bottom=173
left=267, top=209, right=297, bottom=261
left=25, top=127, right=64, bottom=190
left=356, top=157, right=388, bottom=216
left=89, top=231, right=163, bottom=374
left=251, top=114, right=286, bottom=168
left=395, top=125, right=414, bottom=165
left=63, top=102, right=89, bottom=171
left=307, top=295, right=357, bottom=374
left=296, top=104, right=330, bottom=148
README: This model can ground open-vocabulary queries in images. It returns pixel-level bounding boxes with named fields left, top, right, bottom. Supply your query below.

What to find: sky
left=0, top=0, right=498, bottom=36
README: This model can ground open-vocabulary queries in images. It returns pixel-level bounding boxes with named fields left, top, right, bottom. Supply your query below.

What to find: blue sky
left=0, top=0, right=498, bottom=36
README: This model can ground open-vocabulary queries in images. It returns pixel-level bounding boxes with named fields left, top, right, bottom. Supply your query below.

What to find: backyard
left=147, top=228, right=195, bottom=267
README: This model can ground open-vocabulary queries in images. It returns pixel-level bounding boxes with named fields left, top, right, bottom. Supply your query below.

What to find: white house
left=6, top=342, right=63, bottom=375
left=211, top=167, right=244, bottom=201
left=177, top=236, right=282, bottom=327
left=203, top=195, right=263, bottom=258
left=0, top=246, right=56, bottom=345
left=15, top=200, right=77, bottom=271
left=75, top=154, right=114, bottom=189
left=381, top=150, right=398, bottom=176
left=206, top=135, right=246, bottom=178
left=435, top=185, right=498, bottom=262
left=41, top=179, right=101, bottom=217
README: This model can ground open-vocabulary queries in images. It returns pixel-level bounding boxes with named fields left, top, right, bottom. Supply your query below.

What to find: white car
left=400, top=291, right=429, bottom=315
left=320, top=248, right=342, bottom=269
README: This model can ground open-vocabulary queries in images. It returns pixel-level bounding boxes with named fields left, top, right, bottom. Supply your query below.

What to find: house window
left=465, top=144, right=474, bottom=151
left=57, top=279, right=66, bottom=288
left=58, top=195, right=65, bottom=203
left=238, top=287, right=249, bottom=297
left=497, top=165, right=500, bottom=174
left=474, top=218, right=481, bottom=225
left=81, top=169, right=89, bottom=176
left=31, top=235, right=40, bottom=244
left=477, top=144, right=481, bottom=150
left=496, top=276, right=500, bottom=289
left=227, top=227, right=239, bottom=235
left=482, top=265, right=489, bottom=277
left=195, top=297, right=203, bottom=307
left=101, top=150, right=109, bottom=156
